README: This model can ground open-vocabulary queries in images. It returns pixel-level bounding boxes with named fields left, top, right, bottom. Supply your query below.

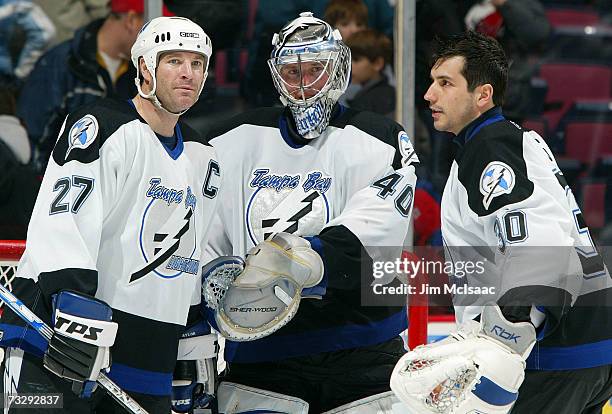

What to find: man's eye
left=169, top=59, right=180, bottom=64
left=192, top=61, right=202, bottom=67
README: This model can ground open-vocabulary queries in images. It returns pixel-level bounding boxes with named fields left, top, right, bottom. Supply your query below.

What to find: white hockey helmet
left=268, top=12, right=351, bottom=139
left=131, top=16, right=212, bottom=115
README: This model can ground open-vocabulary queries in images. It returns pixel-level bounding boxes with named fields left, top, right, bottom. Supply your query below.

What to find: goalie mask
left=268, top=12, right=351, bottom=139
left=131, top=16, right=212, bottom=115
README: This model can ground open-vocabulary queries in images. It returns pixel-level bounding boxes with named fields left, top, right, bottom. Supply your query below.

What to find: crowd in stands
left=0, top=0, right=610, bottom=253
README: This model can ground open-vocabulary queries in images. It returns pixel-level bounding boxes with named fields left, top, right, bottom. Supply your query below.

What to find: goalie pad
left=390, top=305, right=536, bottom=414
left=217, top=382, right=309, bottom=414
left=322, top=391, right=400, bottom=414
left=203, top=233, right=324, bottom=341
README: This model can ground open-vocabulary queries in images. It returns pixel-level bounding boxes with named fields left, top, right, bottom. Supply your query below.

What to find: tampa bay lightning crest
left=480, top=161, right=516, bottom=210
left=66, top=114, right=98, bottom=157
left=246, top=168, right=332, bottom=244
left=398, top=131, right=419, bottom=167
left=130, top=178, right=199, bottom=283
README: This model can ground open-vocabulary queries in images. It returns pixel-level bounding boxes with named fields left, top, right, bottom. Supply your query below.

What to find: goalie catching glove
left=203, top=232, right=324, bottom=341
left=44, top=291, right=118, bottom=398
left=390, top=305, right=536, bottom=414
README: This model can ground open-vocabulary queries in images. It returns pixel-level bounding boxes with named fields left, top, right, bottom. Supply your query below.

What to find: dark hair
left=431, top=30, right=508, bottom=106
left=345, top=29, right=392, bottom=67
left=324, top=0, right=368, bottom=27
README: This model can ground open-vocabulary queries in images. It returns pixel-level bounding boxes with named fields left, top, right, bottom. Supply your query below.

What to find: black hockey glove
left=43, top=291, right=118, bottom=398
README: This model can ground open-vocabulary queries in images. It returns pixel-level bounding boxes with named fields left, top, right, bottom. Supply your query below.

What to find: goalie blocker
left=390, top=305, right=536, bottom=414
left=203, top=232, right=324, bottom=342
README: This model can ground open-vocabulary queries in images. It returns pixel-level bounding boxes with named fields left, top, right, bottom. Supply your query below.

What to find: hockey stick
left=0, top=284, right=148, bottom=414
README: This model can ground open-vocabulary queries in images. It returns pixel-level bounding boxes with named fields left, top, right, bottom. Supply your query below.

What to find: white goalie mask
left=268, top=12, right=351, bottom=139
left=131, top=16, right=212, bottom=115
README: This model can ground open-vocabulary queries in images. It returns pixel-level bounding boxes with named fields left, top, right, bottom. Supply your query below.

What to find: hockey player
left=0, top=16, right=218, bottom=413
left=192, top=12, right=419, bottom=414
left=391, top=31, right=612, bottom=413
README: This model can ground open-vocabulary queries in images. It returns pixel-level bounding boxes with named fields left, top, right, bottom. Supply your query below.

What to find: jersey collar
left=127, top=99, right=185, bottom=160
left=453, top=106, right=505, bottom=148
left=279, top=104, right=346, bottom=148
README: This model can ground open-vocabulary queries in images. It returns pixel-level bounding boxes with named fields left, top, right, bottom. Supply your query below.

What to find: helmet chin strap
left=135, top=64, right=205, bottom=117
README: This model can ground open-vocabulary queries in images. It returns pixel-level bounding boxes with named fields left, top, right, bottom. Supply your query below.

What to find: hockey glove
left=172, top=321, right=218, bottom=413
left=43, top=291, right=118, bottom=398
left=390, top=305, right=536, bottom=414
left=203, top=232, right=324, bottom=341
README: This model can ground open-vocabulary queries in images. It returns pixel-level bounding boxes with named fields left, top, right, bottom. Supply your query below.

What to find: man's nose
left=424, top=84, right=435, bottom=103
left=179, top=62, right=194, bottom=78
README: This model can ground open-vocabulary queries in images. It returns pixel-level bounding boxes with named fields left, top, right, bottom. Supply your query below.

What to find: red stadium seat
left=580, top=181, right=606, bottom=230
left=539, top=63, right=612, bottom=131
left=545, top=8, right=600, bottom=27
left=564, top=121, right=612, bottom=164
left=522, top=118, right=549, bottom=138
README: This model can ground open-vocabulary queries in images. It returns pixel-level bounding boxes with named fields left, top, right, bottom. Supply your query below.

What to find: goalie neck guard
left=268, top=12, right=351, bottom=139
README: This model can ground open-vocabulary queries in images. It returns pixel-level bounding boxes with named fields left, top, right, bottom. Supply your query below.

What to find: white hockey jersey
left=442, top=106, right=612, bottom=370
left=3, top=98, right=220, bottom=395
left=203, top=106, right=418, bottom=363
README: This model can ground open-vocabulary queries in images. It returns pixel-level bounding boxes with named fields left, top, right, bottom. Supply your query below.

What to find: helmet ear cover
left=130, top=16, right=212, bottom=114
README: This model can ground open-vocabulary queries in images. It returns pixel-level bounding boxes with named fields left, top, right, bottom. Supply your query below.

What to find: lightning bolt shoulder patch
left=66, top=114, right=99, bottom=157
left=479, top=161, right=516, bottom=210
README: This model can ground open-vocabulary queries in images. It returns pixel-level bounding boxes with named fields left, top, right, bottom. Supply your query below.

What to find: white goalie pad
left=203, top=233, right=323, bottom=342
left=322, top=391, right=402, bottom=414
left=217, top=382, right=309, bottom=414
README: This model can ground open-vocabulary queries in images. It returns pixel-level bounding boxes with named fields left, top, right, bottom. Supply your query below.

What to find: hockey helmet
left=131, top=16, right=212, bottom=114
left=268, top=12, right=351, bottom=139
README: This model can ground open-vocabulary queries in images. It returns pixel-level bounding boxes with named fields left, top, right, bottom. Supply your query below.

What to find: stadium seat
left=579, top=180, right=606, bottom=230
left=564, top=121, right=612, bottom=164
left=538, top=62, right=612, bottom=131
left=522, top=117, right=549, bottom=138
left=545, top=7, right=600, bottom=27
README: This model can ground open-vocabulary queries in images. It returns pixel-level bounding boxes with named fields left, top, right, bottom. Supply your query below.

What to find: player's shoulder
left=458, top=119, right=534, bottom=216
left=52, top=98, right=141, bottom=166
left=461, top=118, right=527, bottom=168
left=178, top=120, right=208, bottom=146
left=332, top=107, right=405, bottom=147
left=203, top=107, right=284, bottom=142
left=334, top=107, right=418, bottom=169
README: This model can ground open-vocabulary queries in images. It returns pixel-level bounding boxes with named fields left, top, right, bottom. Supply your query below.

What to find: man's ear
left=139, top=57, right=152, bottom=84
left=476, top=83, right=494, bottom=109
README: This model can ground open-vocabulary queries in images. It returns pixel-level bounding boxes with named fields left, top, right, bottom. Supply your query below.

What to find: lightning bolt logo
left=262, top=191, right=320, bottom=240
left=66, top=114, right=99, bottom=157
left=480, top=161, right=515, bottom=210
left=130, top=208, right=193, bottom=283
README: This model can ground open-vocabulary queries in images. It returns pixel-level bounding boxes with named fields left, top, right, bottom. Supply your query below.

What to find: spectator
left=17, top=0, right=169, bottom=174
left=0, top=77, right=39, bottom=239
left=345, top=28, right=395, bottom=117
left=0, top=0, right=55, bottom=84
left=32, top=0, right=108, bottom=46
left=323, top=0, right=368, bottom=40
left=240, top=0, right=329, bottom=107
left=462, top=0, right=551, bottom=122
